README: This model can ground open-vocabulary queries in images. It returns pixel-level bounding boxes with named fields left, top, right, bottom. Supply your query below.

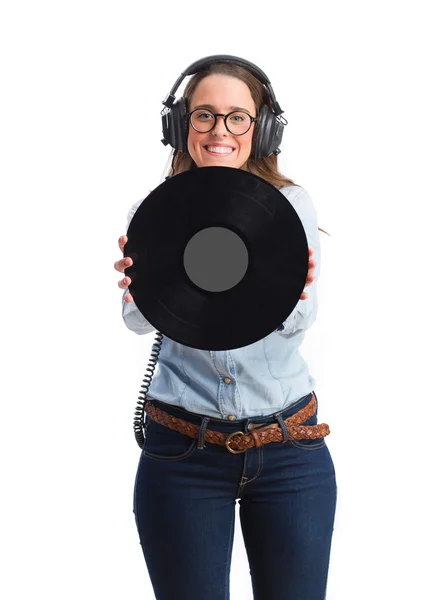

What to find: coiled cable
left=133, top=332, right=165, bottom=448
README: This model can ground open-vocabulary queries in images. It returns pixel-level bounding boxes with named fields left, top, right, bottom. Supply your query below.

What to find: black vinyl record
left=124, top=166, right=308, bottom=350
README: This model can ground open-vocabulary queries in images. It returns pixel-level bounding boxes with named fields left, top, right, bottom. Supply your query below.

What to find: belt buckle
left=225, top=431, right=247, bottom=454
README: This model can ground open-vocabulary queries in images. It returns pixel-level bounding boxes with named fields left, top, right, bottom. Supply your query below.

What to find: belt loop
left=275, top=413, right=290, bottom=443
left=197, top=417, right=210, bottom=449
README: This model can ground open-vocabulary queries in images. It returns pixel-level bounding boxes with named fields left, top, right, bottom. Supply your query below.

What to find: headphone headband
left=162, top=54, right=283, bottom=116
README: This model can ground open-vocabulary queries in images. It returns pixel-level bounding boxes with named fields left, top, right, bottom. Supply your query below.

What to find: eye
left=196, top=111, right=213, bottom=120
left=229, top=112, right=249, bottom=123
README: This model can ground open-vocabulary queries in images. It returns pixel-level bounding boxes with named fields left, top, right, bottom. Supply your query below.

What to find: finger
left=118, top=276, right=131, bottom=289
left=304, top=258, right=316, bottom=285
left=305, top=270, right=315, bottom=285
left=114, top=257, right=133, bottom=273
left=125, top=292, right=133, bottom=303
left=118, top=234, right=128, bottom=252
left=304, top=268, right=316, bottom=287
left=114, top=259, right=124, bottom=272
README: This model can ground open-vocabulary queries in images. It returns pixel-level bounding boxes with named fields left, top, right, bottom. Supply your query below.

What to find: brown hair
left=166, top=62, right=329, bottom=236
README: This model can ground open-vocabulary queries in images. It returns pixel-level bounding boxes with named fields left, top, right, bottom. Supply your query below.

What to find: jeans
left=133, top=391, right=337, bottom=600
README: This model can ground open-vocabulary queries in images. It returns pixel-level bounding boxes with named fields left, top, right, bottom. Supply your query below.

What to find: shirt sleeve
left=275, top=187, right=321, bottom=337
left=121, top=197, right=156, bottom=335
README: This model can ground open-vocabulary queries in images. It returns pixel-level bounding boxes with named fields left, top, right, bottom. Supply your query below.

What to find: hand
left=300, top=247, right=316, bottom=300
left=114, top=235, right=134, bottom=303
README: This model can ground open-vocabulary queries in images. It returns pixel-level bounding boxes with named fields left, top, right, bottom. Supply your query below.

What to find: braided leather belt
left=144, top=396, right=330, bottom=454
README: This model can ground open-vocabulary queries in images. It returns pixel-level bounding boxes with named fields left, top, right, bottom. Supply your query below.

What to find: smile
left=204, top=145, right=235, bottom=155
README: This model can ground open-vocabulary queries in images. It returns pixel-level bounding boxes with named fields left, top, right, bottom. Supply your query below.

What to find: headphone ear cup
left=161, top=97, right=189, bottom=153
left=252, top=105, right=284, bottom=159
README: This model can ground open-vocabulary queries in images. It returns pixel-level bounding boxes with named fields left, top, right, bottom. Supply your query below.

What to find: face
left=187, top=74, right=256, bottom=170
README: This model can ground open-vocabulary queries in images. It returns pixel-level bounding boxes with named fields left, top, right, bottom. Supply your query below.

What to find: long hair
left=165, top=62, right=329, bottom=236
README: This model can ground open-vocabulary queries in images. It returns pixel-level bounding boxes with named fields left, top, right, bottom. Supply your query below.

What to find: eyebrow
left=191, top=103, right=253, bottom=115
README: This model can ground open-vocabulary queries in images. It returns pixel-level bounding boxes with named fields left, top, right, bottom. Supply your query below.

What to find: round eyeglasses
left=187, top=109, right=257, bottom=136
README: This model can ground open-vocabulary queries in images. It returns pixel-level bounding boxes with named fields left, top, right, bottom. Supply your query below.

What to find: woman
left=114, top=57, right=337, bottom=600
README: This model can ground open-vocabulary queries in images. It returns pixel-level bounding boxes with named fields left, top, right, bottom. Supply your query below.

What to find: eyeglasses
left=187, top=108, right=257, bottom=136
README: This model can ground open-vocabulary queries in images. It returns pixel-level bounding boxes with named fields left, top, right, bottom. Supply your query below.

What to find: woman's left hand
left=300, top=247, right=316, bottom=300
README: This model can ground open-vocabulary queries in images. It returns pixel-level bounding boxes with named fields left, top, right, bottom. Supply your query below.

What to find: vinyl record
left=124, top=166, right=308, bottom=350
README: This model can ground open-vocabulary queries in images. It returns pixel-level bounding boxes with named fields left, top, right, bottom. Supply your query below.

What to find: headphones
left=160, top=55, right=288, bottom=160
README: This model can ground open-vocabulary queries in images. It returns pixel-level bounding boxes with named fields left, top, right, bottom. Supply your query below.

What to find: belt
left=144, top=395, right=330, bottom=454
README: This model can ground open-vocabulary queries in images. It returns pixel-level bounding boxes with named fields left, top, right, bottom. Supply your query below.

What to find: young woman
left=114, top=57, right=337, bottom=600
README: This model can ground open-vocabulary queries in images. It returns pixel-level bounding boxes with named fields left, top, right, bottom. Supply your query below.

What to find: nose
left=212, top=115, right=228, bottom=136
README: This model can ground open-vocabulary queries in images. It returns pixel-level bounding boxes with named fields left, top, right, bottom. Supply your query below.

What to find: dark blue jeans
left=133, top=391, right=337, bottom=600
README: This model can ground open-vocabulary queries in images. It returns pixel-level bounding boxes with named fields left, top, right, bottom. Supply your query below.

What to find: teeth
left=206, top=146, right=233, bottom=154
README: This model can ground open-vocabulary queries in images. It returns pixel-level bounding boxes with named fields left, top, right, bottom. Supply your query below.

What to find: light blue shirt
left=122, top=184, right=321, bottom=420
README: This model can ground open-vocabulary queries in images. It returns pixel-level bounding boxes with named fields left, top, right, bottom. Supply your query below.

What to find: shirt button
left=224, top=377, right=231, bottom=384
left=228, top=415, right=236, bottom=421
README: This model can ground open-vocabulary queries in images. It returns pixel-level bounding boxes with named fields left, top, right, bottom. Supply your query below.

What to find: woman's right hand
left=115, top=235, right=134, bottom=303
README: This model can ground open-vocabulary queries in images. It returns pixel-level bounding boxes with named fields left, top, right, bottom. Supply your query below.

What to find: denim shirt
left=122, top=184, right=321, bottom=419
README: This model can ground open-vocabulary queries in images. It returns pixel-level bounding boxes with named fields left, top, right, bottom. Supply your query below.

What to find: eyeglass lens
left=190, top=109, right=252, bottom=135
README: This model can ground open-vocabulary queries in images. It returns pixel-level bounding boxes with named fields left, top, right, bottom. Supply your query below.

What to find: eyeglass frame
left=186, top=108, right=258, bottom=136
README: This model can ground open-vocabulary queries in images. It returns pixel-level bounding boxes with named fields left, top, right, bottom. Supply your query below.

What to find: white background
left=1, top=1, right=433, bottom=598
